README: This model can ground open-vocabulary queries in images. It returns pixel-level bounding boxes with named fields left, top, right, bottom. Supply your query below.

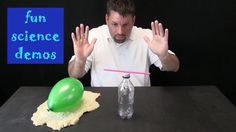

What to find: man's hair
left=106, top=0, right=135, bottom=16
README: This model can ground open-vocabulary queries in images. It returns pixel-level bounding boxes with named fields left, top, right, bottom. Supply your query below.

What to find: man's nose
left=117, top=26, right=123, bottom=34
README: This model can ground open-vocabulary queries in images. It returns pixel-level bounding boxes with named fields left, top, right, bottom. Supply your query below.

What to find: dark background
left=0, top=0, right=236, bottom=106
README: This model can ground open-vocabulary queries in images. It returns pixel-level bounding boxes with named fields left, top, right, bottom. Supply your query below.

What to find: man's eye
left=123, top=24, right=128, bottom=28
left=112, top=23, right=118, bottom=26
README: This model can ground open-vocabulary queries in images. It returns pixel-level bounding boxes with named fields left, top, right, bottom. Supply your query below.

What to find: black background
left=0, top=0, right=236, bottom=106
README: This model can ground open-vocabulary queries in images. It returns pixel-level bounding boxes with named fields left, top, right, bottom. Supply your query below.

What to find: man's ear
left=105, top=14, right=109, bottom=24
left=133, top=16, right=136, bottom=24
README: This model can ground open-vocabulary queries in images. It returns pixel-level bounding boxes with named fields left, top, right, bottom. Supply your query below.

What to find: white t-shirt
left=70, top=25, right=171, bottom=87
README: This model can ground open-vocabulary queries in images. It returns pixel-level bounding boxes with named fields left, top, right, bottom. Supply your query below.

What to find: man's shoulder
left=89, top=25, right=109, bottom=37
left=89, top=25, right=108, bottom=33
left=131, top=26, right=152, bottom=38
left=133, top=26, right=151, bottom=32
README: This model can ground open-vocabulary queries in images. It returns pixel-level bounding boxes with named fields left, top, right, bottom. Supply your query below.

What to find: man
left=68, top=0, right=179, bottom=86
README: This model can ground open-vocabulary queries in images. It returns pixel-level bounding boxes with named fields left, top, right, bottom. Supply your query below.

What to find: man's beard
left=113, top=34, right=126, bottom=43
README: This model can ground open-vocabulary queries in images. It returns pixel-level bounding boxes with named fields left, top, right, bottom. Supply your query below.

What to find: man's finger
left=91, top=38, right=97, bottom=45
left=151, top=22, right=156, bottom=35
left=71, top=32, right=78, bottom=54
left=80, top=24, right=84, bottom=39
left=159, top=23, right=164, bottom=37
left=71, top=32, right=76, bottom=43
left=85, top=26, right=89, bottom=40
left=143, top=35, right=151, bottom=47
left=164, top=28, right=169, bottom=41
left=76, top=26, right=80, bottom=40
left=88, top=38, right=97, bottom=52
left=155, top=20, right=160, bottom=35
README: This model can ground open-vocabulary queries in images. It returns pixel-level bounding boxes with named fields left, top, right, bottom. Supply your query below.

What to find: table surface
left=0, top=86, right=236, bottom=132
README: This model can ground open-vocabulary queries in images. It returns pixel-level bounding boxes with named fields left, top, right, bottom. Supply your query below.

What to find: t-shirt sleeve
left=152, top=50, right=175, bottom=70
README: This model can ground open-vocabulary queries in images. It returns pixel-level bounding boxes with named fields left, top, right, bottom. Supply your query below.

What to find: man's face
left=106, top=10, right=135, bottom=43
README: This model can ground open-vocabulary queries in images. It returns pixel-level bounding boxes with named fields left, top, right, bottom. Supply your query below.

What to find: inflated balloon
left=47, top=77, right=84, bottom=112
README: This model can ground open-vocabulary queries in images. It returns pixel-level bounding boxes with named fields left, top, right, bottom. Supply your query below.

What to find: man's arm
left=68, top=24, right=97, bottom=78
left=144, top=20, right=180, bottom=72
left=68, top=57, right=87, bottom=78
left=159, top=51, right=179, bottom=72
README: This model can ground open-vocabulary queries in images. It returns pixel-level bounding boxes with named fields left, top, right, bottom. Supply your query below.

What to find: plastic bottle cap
left=123, top=73, right=130, bottom=78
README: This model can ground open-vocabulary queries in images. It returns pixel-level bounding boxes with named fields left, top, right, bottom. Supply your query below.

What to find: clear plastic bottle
left=118, top=74, right=134, bottom=119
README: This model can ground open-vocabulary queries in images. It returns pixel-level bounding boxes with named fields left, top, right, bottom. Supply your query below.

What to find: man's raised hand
left=144, top=20, right=169, bottom=59
left=71, top=24, right=97, bottom=61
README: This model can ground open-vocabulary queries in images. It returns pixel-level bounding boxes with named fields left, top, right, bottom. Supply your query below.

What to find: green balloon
left=47, top=77, right=84, bottom=112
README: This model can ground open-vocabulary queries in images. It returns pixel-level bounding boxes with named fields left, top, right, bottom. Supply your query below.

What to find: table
left=0, top=86, right=236, bottom=132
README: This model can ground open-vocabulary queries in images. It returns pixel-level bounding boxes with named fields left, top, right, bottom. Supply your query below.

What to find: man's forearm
left=159, top=52, right=180, bottom=72
left=68, top=57, right=87, bottom=78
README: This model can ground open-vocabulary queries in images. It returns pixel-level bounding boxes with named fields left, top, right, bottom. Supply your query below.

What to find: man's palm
left=144, top=20, right=169, bottom=58
left=71, top=24, right=97, bottom=61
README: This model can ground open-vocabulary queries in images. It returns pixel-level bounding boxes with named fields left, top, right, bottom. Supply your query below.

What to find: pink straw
left=104, top=68, right=150, bottom=75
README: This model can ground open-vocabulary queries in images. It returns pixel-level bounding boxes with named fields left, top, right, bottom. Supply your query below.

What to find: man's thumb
left=91, top=38, right=97, bottom=45
left=143, top=36, right=151, bottom=46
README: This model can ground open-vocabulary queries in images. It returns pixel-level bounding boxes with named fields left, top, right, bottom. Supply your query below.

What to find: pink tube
left=104, top=68, right=150, bottom=75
